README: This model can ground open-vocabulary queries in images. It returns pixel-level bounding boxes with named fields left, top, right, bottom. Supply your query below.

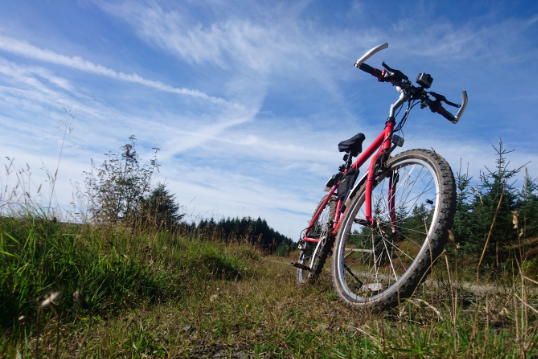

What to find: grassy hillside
left=1, top=217, right=537, bottom=358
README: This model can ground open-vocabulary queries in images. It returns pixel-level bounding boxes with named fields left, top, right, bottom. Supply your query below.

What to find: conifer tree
left=142, top=182, right=182, bottom=229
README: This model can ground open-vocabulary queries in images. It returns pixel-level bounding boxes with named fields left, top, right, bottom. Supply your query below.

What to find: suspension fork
left=365, top=120, right=394, bottom=224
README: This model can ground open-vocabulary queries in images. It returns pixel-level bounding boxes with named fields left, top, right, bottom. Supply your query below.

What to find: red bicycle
left=292, top=43, right=468, bottom=310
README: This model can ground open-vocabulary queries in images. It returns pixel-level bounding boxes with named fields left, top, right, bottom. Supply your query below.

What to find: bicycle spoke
left=380, top=232, right=399, bottom=281
left=381, top=235, right=415, bottom=261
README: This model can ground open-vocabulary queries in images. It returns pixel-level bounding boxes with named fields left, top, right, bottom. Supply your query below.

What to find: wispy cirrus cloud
left=0, top=58, right=73, bottom=92
left=98, top=2, right=337, bottom=71
left=96, top=1, right=370, bottom=109
left=0, top=34, right=230, bottom=105
left=387, top=14, right=538, bottom=65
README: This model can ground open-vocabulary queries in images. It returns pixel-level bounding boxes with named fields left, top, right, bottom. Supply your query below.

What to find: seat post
left=340, top=153, right=354, bottom=172
left=345, top=152, right=353, bottom=170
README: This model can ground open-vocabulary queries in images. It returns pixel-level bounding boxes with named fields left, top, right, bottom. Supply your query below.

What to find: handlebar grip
left=358, top=63, right=384, bottom=81
left=431, top=92, right=468, bottom=124
left=436, top=105, right=457, bottom=124
left=358, top=63, right=375, bottom=75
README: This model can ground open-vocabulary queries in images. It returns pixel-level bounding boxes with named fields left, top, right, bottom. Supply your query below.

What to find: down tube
left=364, top=122, right=394, bottom=224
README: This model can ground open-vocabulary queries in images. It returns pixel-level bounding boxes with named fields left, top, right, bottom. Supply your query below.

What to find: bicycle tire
left=331, top=149, right=456, bottom=310
left=297, top=194, right=337, bottom=284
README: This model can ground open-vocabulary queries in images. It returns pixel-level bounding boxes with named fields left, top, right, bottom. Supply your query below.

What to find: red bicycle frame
left=303, top=120, right=395, bottom=244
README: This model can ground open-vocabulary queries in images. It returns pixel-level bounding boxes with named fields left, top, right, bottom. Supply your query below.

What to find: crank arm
left=290, top=261, right=311, bottom=271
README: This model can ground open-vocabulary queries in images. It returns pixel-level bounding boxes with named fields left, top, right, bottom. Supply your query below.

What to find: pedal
left=290, top=261, right=311, bottom=271
left=354, top=218, right=372, bottom=226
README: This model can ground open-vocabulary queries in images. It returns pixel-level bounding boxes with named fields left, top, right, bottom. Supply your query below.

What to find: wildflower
left=39, top=291, right=60, bottom=309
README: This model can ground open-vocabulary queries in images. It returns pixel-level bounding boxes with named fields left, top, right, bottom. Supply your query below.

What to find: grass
left=1, top=217, right=538, bottom=358
left=0, top=216, right=250, bottom=334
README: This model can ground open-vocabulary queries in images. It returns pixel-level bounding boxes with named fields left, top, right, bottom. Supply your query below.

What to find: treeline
left=84, top=136, right=294, bottom=255
left=83, top=136, right=538, bottom=266
left=178, top=216, right=295, bottom=255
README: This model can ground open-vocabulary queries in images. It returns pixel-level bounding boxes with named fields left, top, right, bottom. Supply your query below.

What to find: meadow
left=0, top=215, right=537, bottom=358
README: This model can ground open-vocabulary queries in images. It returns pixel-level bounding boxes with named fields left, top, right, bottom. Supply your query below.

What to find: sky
left=0, top=0, right=537, bottom=239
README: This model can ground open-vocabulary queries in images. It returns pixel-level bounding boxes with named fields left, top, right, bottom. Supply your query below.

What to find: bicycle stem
left=390, top=89, right=408, bottom=118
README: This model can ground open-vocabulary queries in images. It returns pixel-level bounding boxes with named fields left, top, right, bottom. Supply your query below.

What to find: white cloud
left=387, top=15, right=538, bottom=65
left=0, top=34, right=230, bottom=105
left=97, top=1, right=370, bottom=108
left=101, top=2, right=312, bottom=71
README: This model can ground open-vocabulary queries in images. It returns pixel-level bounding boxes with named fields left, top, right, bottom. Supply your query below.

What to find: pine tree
left=451, top=163, right=476, bottom=249
left=518, top=170, right=538, bottom=241
left=142, top=182, right=182, bottom=229
left=457, top=139, right=524, bottom=265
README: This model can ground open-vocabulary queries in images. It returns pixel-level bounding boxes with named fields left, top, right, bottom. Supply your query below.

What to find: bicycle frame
left=303, top=120, right=395, bottom=244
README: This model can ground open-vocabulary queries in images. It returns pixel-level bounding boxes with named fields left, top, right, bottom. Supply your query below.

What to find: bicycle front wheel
left=331, top=149, right=456, bottom=310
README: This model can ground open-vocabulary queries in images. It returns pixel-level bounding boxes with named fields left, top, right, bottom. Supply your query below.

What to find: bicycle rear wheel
left=331, top=149, right=456, bottom=310
left=297, top=194, right=336, bottom=284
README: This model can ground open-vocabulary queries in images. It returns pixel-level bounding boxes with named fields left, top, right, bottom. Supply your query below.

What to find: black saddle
left=338, top=132, right=365, bottom=157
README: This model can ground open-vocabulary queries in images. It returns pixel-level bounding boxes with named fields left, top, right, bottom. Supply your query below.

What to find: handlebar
left=354, top=43, right=388, bottom=68
left=454, top=91, right=468, bottom=123
left=354, top=42, right=468, bottom=124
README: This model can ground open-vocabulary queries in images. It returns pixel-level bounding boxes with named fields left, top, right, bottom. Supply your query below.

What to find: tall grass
left=0, top=216, right=253, bottom=332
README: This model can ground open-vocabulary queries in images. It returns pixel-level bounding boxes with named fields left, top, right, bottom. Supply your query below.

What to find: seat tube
left=365, top=121, right=394, bottom=224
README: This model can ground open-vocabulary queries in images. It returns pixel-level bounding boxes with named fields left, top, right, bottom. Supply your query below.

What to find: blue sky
left=0, top=1, right=537, bottom=238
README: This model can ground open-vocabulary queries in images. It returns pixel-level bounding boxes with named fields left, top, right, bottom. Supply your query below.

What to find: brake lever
left=429, top=92, right=460, bottom=108
left=382, top=62, right=395, bottom=72
left=381, top=62, right=409, bottom=81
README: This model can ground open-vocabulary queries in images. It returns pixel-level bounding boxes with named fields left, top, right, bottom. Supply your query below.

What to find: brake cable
left=394, top=99, right=420, bottom=132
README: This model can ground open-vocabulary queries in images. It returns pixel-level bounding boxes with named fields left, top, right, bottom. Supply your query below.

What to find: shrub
left=84, top=136, right=160, bottom=225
